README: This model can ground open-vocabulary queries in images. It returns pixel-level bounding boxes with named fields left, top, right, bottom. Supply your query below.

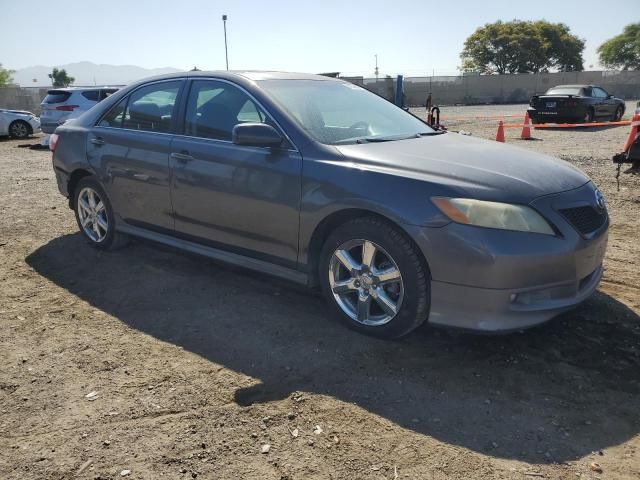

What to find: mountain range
left=12, top=61, right=183, bottom=87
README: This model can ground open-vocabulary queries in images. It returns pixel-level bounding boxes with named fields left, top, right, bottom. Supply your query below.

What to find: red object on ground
left=495, top=121, right=505, bottom=142
left=520, top=112, right=532, bottom=140
left=623, top=111, right=640, bottom=152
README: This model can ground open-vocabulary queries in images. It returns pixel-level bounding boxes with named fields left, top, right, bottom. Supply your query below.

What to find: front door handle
left=170, top=152, right=194, bottom=163
left=90, top=137, right=105, bottom=146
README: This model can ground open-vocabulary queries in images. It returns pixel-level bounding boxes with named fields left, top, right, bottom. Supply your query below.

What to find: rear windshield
left=43, top=91, right=72, bottom=104
left=545, top=87, right=583, bottom=96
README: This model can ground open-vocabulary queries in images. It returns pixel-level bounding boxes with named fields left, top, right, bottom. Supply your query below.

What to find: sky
left=1, top=0, right=638, bottom=76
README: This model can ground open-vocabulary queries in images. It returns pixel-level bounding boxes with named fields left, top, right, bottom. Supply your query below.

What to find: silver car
left=40, top=87, right=118, bottom=134
left=0, top=109, right=41, bottom=138
left=49, top=71, right=608, bottom=338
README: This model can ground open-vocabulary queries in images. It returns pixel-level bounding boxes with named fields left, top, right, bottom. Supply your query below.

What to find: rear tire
left=9, top=120, right=30, bottom=139
left=319, top=217, right=430, bottom=339
left=73, top=176, right=128, bottom=250
left=613, top=106, right=624, bottom=122
left=584, top=108, right=594, bottom=123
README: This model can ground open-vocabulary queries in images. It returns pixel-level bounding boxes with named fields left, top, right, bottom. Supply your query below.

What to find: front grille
left=559, top=206, right=607, bottom=236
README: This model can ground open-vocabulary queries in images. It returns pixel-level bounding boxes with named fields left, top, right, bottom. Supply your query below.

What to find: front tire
left=9, top=120, right=30, bottom=139
left=73, top=176, right=128, bottom=250
left=319, top=217, right=430, bottom=339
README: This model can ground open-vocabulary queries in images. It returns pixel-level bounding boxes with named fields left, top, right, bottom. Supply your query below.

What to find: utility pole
left=222, top=14, right=229, bottom=70
left=374, top=54, right=379, bottom=81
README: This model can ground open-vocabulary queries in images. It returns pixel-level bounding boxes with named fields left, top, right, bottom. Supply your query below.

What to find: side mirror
left=232, top=123, right=283, bottom=147
left=607, top=95, right=614, bottom=99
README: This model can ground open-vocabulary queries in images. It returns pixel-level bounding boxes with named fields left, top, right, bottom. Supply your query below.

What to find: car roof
left=47, top=86, right=119, bottom=92
left=549, top=84, right=601, bottom=89
left=124, top=70, right=341, bottom=84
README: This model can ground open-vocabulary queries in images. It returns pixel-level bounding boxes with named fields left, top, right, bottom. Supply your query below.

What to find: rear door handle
left=90, top=137, right=105, bottom=146
left=170, top=152, right=194, bottom=163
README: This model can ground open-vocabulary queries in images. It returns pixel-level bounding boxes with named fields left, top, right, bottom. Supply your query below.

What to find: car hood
left=0, top=109, right=34, bottom=116
left=335, top=132, right=590, bottom=203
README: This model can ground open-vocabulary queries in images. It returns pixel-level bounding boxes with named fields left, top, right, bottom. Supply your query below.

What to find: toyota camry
left=49, top=71, right=608, bottom=338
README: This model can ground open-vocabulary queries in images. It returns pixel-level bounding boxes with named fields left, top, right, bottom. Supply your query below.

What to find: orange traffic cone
left=520, top=112, right=532, bottom=140
left=623, top=110, right=640, bottom=152
left=496, top=121, right=505, bottom=142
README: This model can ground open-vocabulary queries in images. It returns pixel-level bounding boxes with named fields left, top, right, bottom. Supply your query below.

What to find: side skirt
left=117, top=223, right=309, bottom=286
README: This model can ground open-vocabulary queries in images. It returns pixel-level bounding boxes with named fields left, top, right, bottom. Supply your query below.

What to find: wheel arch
left=305, top=208, right=430, bottom=288
left=67, top=168, right=94, bottom=208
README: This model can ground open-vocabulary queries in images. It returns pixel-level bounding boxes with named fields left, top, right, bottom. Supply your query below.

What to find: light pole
left=222, top=14, right=229, bottom=70
left=374, top=54, right=379, bottom=81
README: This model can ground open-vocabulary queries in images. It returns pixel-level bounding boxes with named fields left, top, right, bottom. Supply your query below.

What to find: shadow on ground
left=26, top=233, right=640, bottom=464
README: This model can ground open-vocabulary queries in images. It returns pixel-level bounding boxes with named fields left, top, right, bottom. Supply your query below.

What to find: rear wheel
left=584, top=108, right=594, bottom=123
left=613, top=106, right=624, bottom=122
left=9, top=120, right=30, bottom=139
left=73, top=176, right=128, bottom=250
left=319, top=217, right=430, bottom=339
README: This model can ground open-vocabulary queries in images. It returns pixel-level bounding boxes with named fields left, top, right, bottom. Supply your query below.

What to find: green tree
left=597, top=23, right=640, bottom=70
left=0, top=63, right=15, bottom=86
left=461, top=20, right=584, bottom=74
left=48, top=67, right=75, bottom=87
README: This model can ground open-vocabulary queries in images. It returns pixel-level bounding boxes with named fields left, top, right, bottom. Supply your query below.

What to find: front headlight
left=432, top=197, right=555, bottom=235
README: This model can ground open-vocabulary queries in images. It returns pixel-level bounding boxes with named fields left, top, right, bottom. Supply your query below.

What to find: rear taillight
left=49, top=133, right=59, bottom=152
left=55, top=105, right=79, bottom=111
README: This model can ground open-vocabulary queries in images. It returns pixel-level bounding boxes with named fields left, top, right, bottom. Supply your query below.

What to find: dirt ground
left=1, top=103, right=639, bottom=480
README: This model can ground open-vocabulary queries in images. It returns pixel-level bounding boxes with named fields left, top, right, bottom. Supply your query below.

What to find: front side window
left=184, top=80, right=269, bottom=140
left=592, top=87, right=608, bottom=98
left=259, top=79, right=433, bottom=145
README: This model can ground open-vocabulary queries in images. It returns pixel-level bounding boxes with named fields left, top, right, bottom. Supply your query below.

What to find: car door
left=170, top=79, right=302, bottom=266
left=87, top=79, right=184, bottom=231
left=591, top=87, right=612, bottom=118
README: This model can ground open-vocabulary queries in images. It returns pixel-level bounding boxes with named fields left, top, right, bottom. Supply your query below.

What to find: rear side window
left=123, top=81, right=181, bottom=133
left=43, top=91, right=72, bottom=104
left=98, top=97, right=128, bottom=128
left=97, top=81, right=181, bottom=132
left=81, top=90, right=100, bottom=102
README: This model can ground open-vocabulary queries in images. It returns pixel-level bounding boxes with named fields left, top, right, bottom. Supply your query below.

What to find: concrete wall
left=1, top=71, right=639, bottom=113
left=350, top=70, right=640, bottom=106
left=0, top=86, right=49, bottom=114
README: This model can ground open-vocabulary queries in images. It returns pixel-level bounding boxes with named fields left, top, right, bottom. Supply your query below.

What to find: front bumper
left=404, top=182, right=608, bottom=332
left=29, top=118, right=41, bottom=134
left=428, top=265, right=602, bottom=331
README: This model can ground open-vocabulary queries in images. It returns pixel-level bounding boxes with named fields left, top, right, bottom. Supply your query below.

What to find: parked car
left=0, top=109, right=41, bottom=138
left=50, top=72, right=608, bottom=338
left=40, top=87, right=119, bottom=134
left=528, top=84, right=625, bottom=124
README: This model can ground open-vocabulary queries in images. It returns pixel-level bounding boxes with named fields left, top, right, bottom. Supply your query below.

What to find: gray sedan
left=49, top=71, right=608, bottom=338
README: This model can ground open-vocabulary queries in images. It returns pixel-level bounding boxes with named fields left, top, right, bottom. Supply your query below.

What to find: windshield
left=545, top=86, right=583, bottom=96
left=259, top=79, right=434, bottom=145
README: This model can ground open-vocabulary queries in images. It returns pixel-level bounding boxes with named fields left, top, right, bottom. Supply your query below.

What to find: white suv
left=40, top=87, right=119, bottom=133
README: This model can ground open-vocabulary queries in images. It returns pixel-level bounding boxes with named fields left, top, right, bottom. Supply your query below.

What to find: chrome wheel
left=77, top=187, right=108, bottom=243
left=328, top=239, right=404, bottom=326
left=10, top=121, right=28, bottom=138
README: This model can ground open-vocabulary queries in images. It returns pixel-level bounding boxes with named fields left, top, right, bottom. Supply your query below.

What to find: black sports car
left=528, top=84, right=625, bottom=124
